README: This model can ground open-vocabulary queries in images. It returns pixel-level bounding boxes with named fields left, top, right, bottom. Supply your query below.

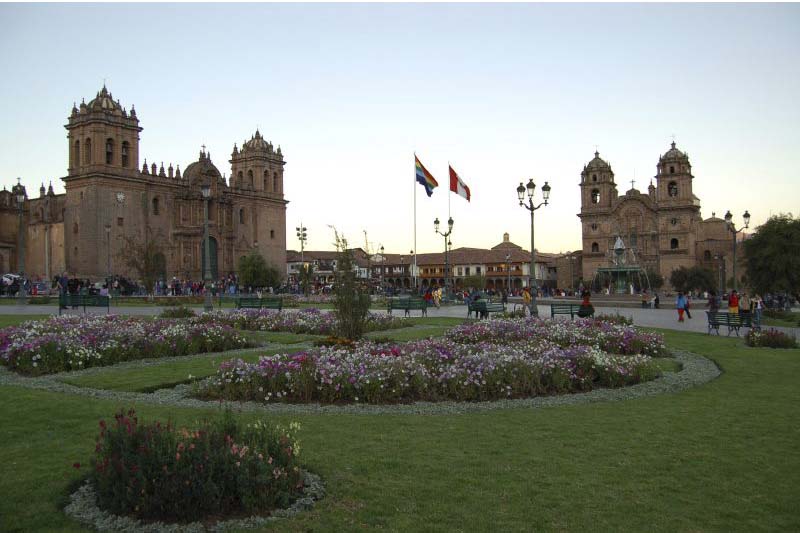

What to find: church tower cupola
left=655, top=140, right=694, bottom=203
left=65, top=85, right=142, bottom=177
left=229, top=129, right=285, bottom=195
left=580, top=150, right=617, bottom=209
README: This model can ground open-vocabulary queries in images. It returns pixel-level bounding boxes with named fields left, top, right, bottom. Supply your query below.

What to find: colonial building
left=2, top=85, right=288, bottom=282
left=578, top=142, right=742, bottom=289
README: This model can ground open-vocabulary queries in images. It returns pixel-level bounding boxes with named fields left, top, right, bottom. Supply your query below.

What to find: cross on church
left=630, top=178, right=636, bottom=190
left=201, top=144, right=206, bottom=153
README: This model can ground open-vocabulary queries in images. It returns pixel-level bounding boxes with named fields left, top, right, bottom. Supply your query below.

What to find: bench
left=706, top=311, right=752, bottom=336
left=387, top=297, right=428, bottom=317
left=550, top=303, right=582, bottom=319
left=58, top=293, right=110, bottom=315
left=236, top=297, right=282, bottom=311
left=468, top=300, right=505, bottom=319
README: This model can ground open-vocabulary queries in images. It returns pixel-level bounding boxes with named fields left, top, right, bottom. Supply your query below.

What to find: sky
left=1, top=3, right=798, bottom=255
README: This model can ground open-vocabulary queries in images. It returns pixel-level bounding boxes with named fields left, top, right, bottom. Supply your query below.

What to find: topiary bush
left=90, top=409, right=304, bottom=523
left=744, top=328, right=798, bottom=349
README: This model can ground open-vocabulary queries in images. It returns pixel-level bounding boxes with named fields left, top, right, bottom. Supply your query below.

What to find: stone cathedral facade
left=578, top=142, right=741, bottom=289
left=0, top=85, right=288, bottom=282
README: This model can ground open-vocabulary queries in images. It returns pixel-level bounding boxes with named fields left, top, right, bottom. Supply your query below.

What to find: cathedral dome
left=182, top=150, right=223, bottom=185
left=86, top=85, right=122, bottom=113
left=586, top=150, right=611, bottom=171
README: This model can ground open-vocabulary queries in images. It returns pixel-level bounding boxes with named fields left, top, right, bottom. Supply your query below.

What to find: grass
left=1, top=326, right=799, bottom=531
left=0, top=314, right=45, bottom=328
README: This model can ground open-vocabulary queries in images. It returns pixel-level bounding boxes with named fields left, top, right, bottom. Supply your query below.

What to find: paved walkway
left=1, top=302, right=797, bottom=337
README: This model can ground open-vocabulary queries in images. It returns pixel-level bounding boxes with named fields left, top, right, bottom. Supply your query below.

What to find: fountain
left=593, top=236, right=651, bottom=294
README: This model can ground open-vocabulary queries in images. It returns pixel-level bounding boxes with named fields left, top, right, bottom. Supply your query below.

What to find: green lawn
left=0, top=314, right=45, bottom=328
left=1, top=328, right=798, bottom=531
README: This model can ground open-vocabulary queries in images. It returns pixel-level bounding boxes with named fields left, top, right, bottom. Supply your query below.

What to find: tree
left=331, top=229, right=370, bottom=341
left=298, top=263, right=315, bottom=296
left=118, top=230, right=166, bottom=295
left=743, top=214, right=800, bottom=298
left=645, top=269, right=664, bottom=290
left=669, top=266, right=716, bottom=294
left=238, top=252, right=280, bottom=289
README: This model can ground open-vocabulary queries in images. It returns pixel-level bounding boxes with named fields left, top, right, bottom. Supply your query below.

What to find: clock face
left=116, top=192, right=125, bottom=203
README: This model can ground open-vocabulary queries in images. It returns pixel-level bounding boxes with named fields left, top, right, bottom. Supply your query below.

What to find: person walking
left=728, top=289, right=740, bottom=314
left=685, top=293, right=693, bottom=319
left=707, top=290, right=720, bottom=313
left=676, top=291, right=687, bottom=322
left=753, top=294, right=764, bottom=329
left=57, top=271, right=69, bottom=310
left=740, top=292, right=752, bottom=320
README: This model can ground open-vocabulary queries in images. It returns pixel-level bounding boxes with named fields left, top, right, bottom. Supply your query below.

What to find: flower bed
left=0, top=315, right=249, bottom=375
left=744, top=328, right=798, bottom=349
left=88, top=409, right=304, bottom=524
left=199, top=308, right=408, bottom=336
left=196, top=318, right=663, bottom=405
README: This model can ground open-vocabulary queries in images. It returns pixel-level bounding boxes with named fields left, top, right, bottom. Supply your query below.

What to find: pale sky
left=1, top=3, right=798, bottom=255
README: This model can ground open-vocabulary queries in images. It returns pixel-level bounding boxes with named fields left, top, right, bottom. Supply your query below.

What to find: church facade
left=0, top=86, right=287, bottom=282
left=578, top=142, right=740, bottom=289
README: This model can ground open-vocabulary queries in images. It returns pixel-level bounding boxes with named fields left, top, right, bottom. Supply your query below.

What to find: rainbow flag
left=415, top=154, right=438, bottom=197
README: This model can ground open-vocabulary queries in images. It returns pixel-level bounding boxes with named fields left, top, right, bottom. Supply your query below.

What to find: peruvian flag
left=449, top=165, right=471, bottom=202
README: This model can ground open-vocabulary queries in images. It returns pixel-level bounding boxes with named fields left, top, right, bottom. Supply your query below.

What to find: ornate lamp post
left=434, top=216, right=453, bottom=298
left=201, top=183, right=212, bottom=312
left=713, top=253, right=725, bottom=297
left=379, top=245, right=385, bottom=293
left=104, top=224, right=112, bottom=279
left=14, top=180, right=26, bottom=305
left=516, top=179, right=551, bottom=316
left=723, top=210, right=750, bottom=292
left=295, top=224, right=307, bottom=289
left=569, top=255, right=576, bottom=293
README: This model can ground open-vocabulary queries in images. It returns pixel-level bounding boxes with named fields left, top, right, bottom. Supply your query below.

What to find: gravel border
left=0, top=349, right=720, bottom=415
left=64, top=470, right=325, bottom=533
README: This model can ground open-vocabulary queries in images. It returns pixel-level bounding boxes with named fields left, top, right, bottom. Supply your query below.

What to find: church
left=578, top=142, right=739, bottom=289
left=0, top=86, right=288, bottom=282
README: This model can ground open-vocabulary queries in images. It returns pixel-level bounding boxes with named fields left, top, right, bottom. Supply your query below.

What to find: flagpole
left=413, top=153, right=417, bottom=293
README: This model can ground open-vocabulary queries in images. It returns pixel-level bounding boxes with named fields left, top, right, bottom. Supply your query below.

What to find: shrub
left=27, top=296, right=52, bottom=305
left=90, top=409, right=304, bottom=523
left=744, top=328, right=798, bottom=349
left=595, top=313, right=633, bottom=326
left=332, top=234, right=370, bottom=341
left=159, top=305, right=196, bottom=318
left=763, top=309, right=794, bottom=321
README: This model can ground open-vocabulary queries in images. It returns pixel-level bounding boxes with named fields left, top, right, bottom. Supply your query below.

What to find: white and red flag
left=448, top=165, right=471, bottom=202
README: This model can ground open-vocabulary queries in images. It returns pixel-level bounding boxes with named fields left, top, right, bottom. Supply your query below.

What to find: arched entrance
left=201, top=236, right=219, bottom=279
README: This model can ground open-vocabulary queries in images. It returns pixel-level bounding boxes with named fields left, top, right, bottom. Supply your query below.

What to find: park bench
left=236, top=297, right=282, bottom=311
left=58, top=293, right=110, bottom=315
left=550, top=303, right=582, bottom=319
left=468, top=300, right=505, bottom=319
left=387, top=296, right=428, bottom=317
left=706, top=311, right=752, bottom=336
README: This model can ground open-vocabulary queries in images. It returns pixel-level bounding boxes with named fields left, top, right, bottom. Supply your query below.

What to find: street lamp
left=410, top=249, right=416, bottom=292
left=713, top=253, right=725, bottom=297
left=569, top=255, right=576, bottom=294
left=200, top=183, right=212, bottom=312
left=379, top=245, right=385, bottom=293
left=104, top=224, right=112, bottom=279
left=434, top=216, right=454, bottom=298
left=14, top=179, right=26, bottom=305
left=723, top=210, right=750, bottom=291
left=516, top=179, right=551, bottom=316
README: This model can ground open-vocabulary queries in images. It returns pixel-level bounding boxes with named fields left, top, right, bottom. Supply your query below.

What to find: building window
left=670, top=166, right=675, bottom=174
left=85, top=138, right=92, bottom=164
left=591, top=223, right=598, bottom=231
left=117, top=217, right=124, bottom=227
left=239, top=208, right=244, bottom=224
left=247, top=169, right=254, bottom=189
left=105, top=138, right=114, bottom=165
left=476, top=266, right=482, bottom=275
left=74, top=140, right=80, bottom=167
left=74, top=246, right=78, bottom=256
left=465, top=267, right=471, bottom=276
left=591, top=242, right=599, bottom=253
left=592, top=174, right=597, bottom=182
left=671, top=217, right=678, bottom=226
left=121, top=142, right=129, bottom=167
left=457, top=267, right=462, bottom=276
left=704, top=250, right=712, bottom=261
left=273, top=171, right=279, bottom=192
left=152, top=197, right=159, bottom=215
left=591, top=189, right=600, bottom=204
left=668, top=181, right=678, bottom=197
left=270, top=229, right=275, bottom=239
left=73, top=222, right=78, bottom=234
left=670, top=238, right=679, bottom=249
left=237, top=171, right=243, bottom=187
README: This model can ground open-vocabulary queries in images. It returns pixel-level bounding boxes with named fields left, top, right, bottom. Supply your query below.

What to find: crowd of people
left=674, top=289, right=770, bottom=327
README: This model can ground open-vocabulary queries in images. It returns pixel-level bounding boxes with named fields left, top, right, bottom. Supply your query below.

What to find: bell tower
left=65, top=85, right=141, bottom=177
left=579, top=150, right=617, bottom=210
left=229, top=129, right=285, bottom=196
left=655, top=141, right=693, bottom=204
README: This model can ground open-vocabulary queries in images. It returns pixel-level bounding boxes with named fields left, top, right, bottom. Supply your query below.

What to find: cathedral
left=578, top=142, right=739, bottom=289
left=0, top=86, right=288, bottom=282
